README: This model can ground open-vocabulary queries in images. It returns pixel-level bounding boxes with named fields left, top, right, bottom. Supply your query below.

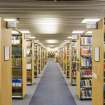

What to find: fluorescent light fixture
left=72, top=30, right=84, bottom=34
left=28, top=36, right=36, bottom=39
left=67, top=36, right=72, bottom=39
left=20, top=30, right=30, bottom=34
left=4, top=18, right=17, bottom=22
left=86, top=31, right=93, bottom=34
left=82, top=18, right=100, bottom=23
left=36, top=18, right=59, bottom=34
left=12, top=30, right=19, bottom=34
left=46, top=39, right=58, bottom=44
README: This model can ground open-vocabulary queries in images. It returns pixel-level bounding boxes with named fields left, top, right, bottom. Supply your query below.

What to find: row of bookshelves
left=57, top=33, right=92, bottom=100
left=57, top=42, right=71, bottom=78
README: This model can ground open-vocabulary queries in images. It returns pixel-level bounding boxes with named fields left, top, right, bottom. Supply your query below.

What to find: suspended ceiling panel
left=0, top=0, right=104, bottom=47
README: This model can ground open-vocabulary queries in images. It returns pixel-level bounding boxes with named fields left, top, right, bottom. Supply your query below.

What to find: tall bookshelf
left=0, top=18, right=12, bottom=105
left=34, top=42, right=47, bottom=77
left=38, top=44, right=41, bottom=74
left=34, top=43, right=38, bottom=78
left=12, top=31, right=26, bottom=98
left=92, top=19, right=104, bottom=105
left=76, top=33, right=92, bottom=100
left=66, top=43, right=71, bottom=78
left=71, top=38, right=78, bottom=86
left=63, top=45, right=67, bottom=75
left=26, top=39, right=34, bottom=85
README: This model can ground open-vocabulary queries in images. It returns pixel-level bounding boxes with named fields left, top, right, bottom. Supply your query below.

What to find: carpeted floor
left=29, top=59, right=77, bottom=105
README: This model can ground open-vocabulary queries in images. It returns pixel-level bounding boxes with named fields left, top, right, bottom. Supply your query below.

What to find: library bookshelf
left=12, top=31, right=26, bottom=98
left=66, top=42, right=71, bottom=78
left=76, top=33, right=92, bottom=100
left=0, top=18, right=12, bottom=105
left=26, top=39, right=34, bottom=85
left=70, top=37, right=78, bottom=86
left=34, top=41, right=47, bottom=77
left=34, top=42, right=38, bottom=78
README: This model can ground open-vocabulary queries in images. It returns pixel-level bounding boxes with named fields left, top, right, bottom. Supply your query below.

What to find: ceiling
left=0, top=0, right=105, bottom=47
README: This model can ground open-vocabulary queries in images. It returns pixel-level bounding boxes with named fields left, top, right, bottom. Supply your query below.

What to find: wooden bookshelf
left=66, top=43, right=71, bottom=78
left=26, top=39, right=34, bottom=85
left=92, top=19, right=104, bottom=105
left=12, top=30, right=26, bottom=98
left=70, top=38, right=78, bottom=86
left=34, top=42, right=47, bottom=77
left=0, top=18, right=12, bottom=105
left=76, top=33, right=92, bottom=100
left=34, top=42, right=38, bottom=78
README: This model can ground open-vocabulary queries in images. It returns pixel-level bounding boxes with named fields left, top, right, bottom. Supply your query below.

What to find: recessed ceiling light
left=36, top=18, right=59, bottom=34
left=12, top=30, right=19, bottom=34
left=46, top=39, right=58, bottom=44
left=20, top=30, right=30, bottom=34
left=28, top=36, right=36, bottom=39
left=86, top=31, right=93, bottom=34
left=72, top=30, right=84, bottom=34
left=82, top=18, right=100, bottom=23
left=67, top=36, right=72, bottom=39
left=4, top=18, right=17, bottom=22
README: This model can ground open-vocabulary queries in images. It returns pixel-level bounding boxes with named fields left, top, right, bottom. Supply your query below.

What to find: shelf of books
left=92, top=19, right=104, bottom=105
left=76, top=33, right=92, bottom=100
left=71, top=37, right=78, bottom=86
left=38, top=44, right=41, bottom=74
left=0, top=18, right=12, bottom=105
left=12, top=30, right=26, bottom=98
left=26, top=39, right=34, bottom=85
left=66, top=43, right=71, bottom=78
left=58, top=47, right=63, bottom=68
left=63, top=45, right=67, bottom=75
left=34, top=42, right=38, bottom=78
left=34, top=42, right=47, bottom=77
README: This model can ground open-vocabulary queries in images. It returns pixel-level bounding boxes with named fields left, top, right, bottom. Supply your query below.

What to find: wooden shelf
left=92, top=19, right=104, bottom=105
left=76, top=34, right=92, bottom=100
left=26, top=39, right=34, bottom=85
left=0, top=18, right=12, bottom=105
left=12, top=31, right=26, bottom=98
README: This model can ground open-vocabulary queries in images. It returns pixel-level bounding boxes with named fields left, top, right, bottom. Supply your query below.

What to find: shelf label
left=92, top=72, right=97, bottom=79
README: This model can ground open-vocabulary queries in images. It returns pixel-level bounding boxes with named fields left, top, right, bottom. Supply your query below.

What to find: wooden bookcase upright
left=0, top=18, right=12, bottom=105
left=92, top=19, right=104, bottom=105
left=12, top=31, right=26, bottom=98
left=26, top=39, right=34, bottom=85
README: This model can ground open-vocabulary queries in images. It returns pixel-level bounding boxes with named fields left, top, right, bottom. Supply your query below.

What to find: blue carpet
left=29, top=60, right=77, bottom=105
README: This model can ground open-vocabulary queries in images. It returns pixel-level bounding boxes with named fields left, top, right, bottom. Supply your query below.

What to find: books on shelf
left=81, top=37, right=92, bottom=45
left=12, top=79, right=22, bottom=87
left=81, top=47, right=92, bottom=56
left=79, top=35, right=92, bottom=100
left=81, top=70, right=92, bottom=78
left=80, top=79, right=92, bottom=87
left=81, top=88, right=92, bottom=99
left=81, top=56, right=92, bottom=67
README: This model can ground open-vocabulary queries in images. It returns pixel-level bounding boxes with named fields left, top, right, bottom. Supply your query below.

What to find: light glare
left=4, top=18, right=17, bottom=22
left=46, top=39, right=58, bottom=44
left=82, top=18, right=100, bottom=23
left=72, top=30, right=84, bottom=34
left=36, top=18, right=59, bottom=34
